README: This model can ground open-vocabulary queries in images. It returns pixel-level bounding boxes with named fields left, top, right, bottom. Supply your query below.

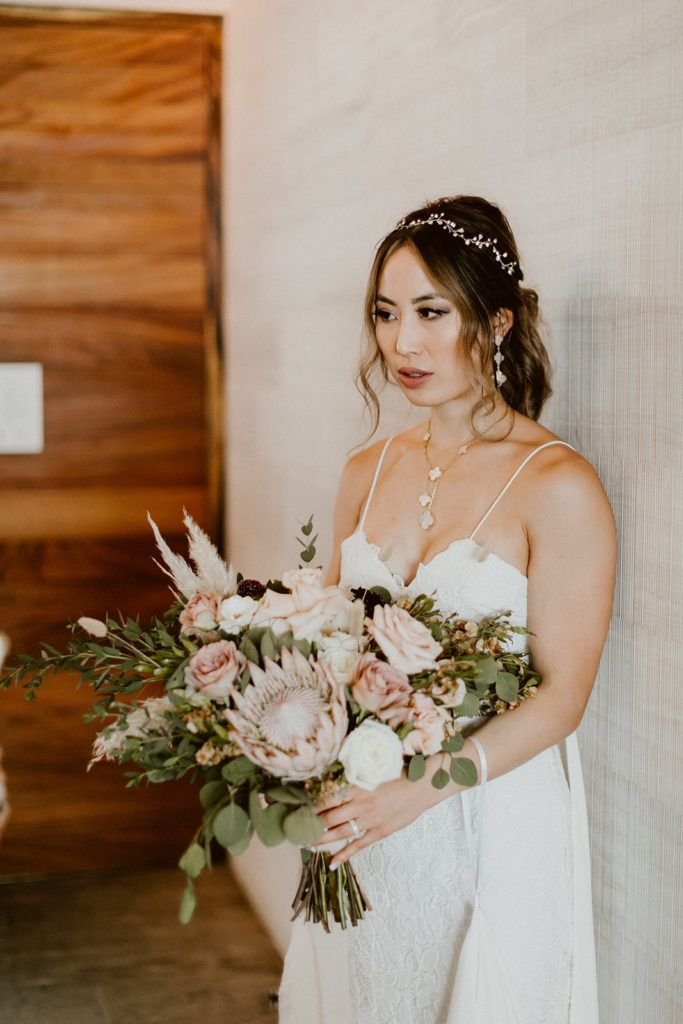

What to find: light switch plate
left=0, top=363, right=44, bottom=454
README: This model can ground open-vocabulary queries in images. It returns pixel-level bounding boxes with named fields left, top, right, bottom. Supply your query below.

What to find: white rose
left=339, top=720, right=404, bottom=791
left=281, top=567, right=324, bottom=591
left=317, top=631, right=360, bottom=684
left=319, top=648, right=361, bottom=685
left=218, top=594, right=259, bottom=633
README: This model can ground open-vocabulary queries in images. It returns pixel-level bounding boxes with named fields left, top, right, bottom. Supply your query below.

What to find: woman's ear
left=493, top=308, right=514, bottom=337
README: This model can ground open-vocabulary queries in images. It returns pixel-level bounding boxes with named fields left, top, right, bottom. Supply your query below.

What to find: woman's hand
left=313, top=768, right=440, bottom=869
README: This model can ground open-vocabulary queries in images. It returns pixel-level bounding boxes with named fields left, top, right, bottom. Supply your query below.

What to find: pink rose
left=366, top=604, right=442, bottom=675
left=184, top=640, right=244, bottom=701
left=179, top=593, right=220, bottom=636
left=401, top=693, right=449, bottom=756
left=351, top=653, right=413, bottom=720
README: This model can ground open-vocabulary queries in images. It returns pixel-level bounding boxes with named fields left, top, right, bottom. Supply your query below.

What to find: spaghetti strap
left=358, top=435, right=395, bottom=531
left=469, top=440, right=576, bottom=542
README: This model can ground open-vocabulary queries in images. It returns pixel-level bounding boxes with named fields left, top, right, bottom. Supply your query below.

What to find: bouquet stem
left=291, top=849, right=372, bottom=931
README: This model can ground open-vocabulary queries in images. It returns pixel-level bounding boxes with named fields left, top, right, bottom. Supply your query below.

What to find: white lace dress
left=278, top=439, right=599, bottom=1024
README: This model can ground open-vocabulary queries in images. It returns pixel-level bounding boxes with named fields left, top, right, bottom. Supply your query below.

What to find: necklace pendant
left=418, top=492, right=431, bottom=508
left=428, top=466, right=442, bottom=481
left=419, top=510, right=435, bottom=530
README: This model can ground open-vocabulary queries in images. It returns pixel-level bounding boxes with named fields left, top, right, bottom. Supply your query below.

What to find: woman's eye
left=418, top=307, right=448, bottom=319
left=373, top=307, right=395, bottom=321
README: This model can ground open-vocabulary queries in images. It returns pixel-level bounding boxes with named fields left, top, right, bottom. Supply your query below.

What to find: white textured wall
left=224, top=1, right=683, bottom=1020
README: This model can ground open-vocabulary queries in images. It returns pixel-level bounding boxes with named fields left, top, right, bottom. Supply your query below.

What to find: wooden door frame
left=0, top=3, right=225, bottom=550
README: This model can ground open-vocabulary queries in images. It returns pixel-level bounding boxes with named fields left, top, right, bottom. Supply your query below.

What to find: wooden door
left=0, top=8, right=223, bottom=874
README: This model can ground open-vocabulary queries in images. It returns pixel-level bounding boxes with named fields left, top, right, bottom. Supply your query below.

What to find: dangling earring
left=493, top=334, right=507, bottom=388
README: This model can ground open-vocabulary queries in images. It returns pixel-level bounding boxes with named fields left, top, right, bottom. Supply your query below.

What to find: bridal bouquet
left=0, top=512, right=540, bottom=930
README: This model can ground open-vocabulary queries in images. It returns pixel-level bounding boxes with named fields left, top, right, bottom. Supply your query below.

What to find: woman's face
left=373, top=244, right=476, bottom=408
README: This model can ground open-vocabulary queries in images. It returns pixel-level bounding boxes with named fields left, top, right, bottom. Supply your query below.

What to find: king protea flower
left=225, top=647, right=348, bottom=781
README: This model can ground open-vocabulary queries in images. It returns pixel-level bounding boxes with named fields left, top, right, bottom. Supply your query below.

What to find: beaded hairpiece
left=395, top=210, right=522, bottom=279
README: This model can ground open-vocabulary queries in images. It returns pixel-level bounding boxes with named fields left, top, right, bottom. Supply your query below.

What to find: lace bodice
left=340, top=528, right=529, bottom=651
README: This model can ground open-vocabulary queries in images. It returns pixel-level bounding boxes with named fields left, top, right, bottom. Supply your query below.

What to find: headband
left=395, top=210, right=522, bottom=280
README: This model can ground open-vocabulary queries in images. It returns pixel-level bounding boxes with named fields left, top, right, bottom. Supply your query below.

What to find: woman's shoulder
left=342, top=430, right=404, bottom=482
left=509, top=419, right=615, bottom=539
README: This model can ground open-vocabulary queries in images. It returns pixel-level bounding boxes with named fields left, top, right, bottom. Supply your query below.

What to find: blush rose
left=184, top=640, right=245, bottom=701
left=366, top=604, right=442, bottom=675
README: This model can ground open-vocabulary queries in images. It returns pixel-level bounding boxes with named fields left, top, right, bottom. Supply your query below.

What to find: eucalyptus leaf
left=240, top=637, right=260, bottom=663
left=199, top=780, right=227, bottom=809
left=178, top=842, right=206, bottom=879
left=473, top=655, right=498, bottom=686
left=455, top=692, right=480, bottom=718
left=213, top=802, right=250, bottom=848
left=408, top=754, right=426, bottom=781
left=221, top=756, right=255, bottom=784
left=228, top=823, right=253, bottom=856
left=179, top=882, right=196, bottom=925
left=495, top=671, right=520, bottom=703
left=260, top=630, right=278, bottom=662
left=282, top=805, right=325, bottom=847
left=441, top=733, right=465, bottom=753
left=369, top=586, right=393, bottom=604
left=292, top=639, right=311, bottom=658
left=267, top=785, right=307, bottom=805
left=450, top=756, right=478, bottom=788
left=430, top=768, right=450, bottom=790
left=251, top=793, right=288, bottom=847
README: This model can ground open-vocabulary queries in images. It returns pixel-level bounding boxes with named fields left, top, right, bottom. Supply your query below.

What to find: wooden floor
left=0, top=864, right=282, bottom=1024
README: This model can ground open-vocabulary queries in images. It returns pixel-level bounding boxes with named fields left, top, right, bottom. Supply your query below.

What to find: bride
left=278, top=195, right=616, bottom=1023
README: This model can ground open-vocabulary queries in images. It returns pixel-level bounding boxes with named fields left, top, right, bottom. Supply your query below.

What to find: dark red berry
left=237, top=579, right=266, bottom=600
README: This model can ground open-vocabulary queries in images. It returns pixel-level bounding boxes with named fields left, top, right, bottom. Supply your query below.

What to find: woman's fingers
left=314, top=785, right=352, bottom=813
left=330, top=830, right=375, bottom=869
left=317, top=801, right=358, bottom=831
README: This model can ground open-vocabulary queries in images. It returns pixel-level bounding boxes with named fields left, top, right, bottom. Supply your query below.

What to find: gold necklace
left=418, top=421, right=477, bottom=530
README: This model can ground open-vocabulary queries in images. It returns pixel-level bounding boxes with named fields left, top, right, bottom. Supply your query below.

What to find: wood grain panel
left=0, top=194, right=204, bottom=255
left=0, top=154, right=204, bottom=191
left=0, top=8, right=223, bottom=875
left=0, top=24, right=208, bottom=68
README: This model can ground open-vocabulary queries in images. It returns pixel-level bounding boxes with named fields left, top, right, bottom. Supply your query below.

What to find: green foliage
left=449, top=756, right=478, bottom=788
left=178, top=842, right=206, bottom=879
left=430, top=768, right=451, bottom=790
left=283, top=805, right=326, bottom=847
left=496, top=671, right=520, bottom=703
left=179, top=881, right=197, bottom=925
left=267, top=784, right=308, bottom=805
left=250, top=790, right=288, bottom=847
left=213, top=802, right=250, bottom=849
left=408, top=754, right=426, bottom=781
left=455, top=692, right=480, bottom=718
left=200, top=781, right=227, bottom=809
left=220, top=756, right=255, bottom=784
left=441, top=733, right=465, bottom=753
left=296, top=515, right=317, bottom=567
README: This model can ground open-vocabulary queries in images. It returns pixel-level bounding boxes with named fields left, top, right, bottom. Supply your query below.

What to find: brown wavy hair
left=357, top=195, right=553, bottom=440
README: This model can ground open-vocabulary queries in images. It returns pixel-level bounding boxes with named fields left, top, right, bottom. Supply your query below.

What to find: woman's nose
left=395, top=315, right=422, bottom=356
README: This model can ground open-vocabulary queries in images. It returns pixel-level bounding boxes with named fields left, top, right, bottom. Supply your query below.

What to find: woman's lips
left=397, top=368, right=433, bottom=390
